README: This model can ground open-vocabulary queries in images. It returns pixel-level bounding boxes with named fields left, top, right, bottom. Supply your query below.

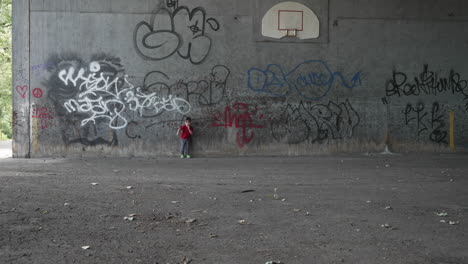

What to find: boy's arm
left=187, top=125, right=193, bottom=134
left=176, top=128, right=180, bottom=135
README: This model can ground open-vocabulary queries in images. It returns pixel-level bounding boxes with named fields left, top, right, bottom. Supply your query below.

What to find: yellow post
left=449, top=111, right=454, bottom=151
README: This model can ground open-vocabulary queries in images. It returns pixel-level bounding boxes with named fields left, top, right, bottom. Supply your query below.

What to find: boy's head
left=184, top=117, right=191, bottom=125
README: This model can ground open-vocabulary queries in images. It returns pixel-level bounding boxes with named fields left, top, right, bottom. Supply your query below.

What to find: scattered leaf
left=186, top=218, right=197, bottom=224
left=381, top=223, right=397, bottom=230
left=181, top=256, right=192, bottom=264
left=273, top=188, right=279, bottom=200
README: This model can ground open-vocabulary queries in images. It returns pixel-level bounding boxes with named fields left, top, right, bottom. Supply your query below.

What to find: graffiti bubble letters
left=15, top=85, right=28, bottom=99
left=248, top=60, right=362, bottom=100
left=144, top=65, right=230, bottom=107
left=404, top=102, right=447, bottom=144
left=213, top=103, right=265, bottom=148
left=271, top=100, right=360, bottom=144
left=32, top=105, right=54, bottom=129
left=166, top=0, right=179, bottom=9
left=124, top=88, right=191, bottom=118
left=58, top=62, right=190, bottom=130
left=32, top=88, right=43, bottom=98
left=386, top=64, right=468, bottom=110
left=134, top=1, right=220, bottom=65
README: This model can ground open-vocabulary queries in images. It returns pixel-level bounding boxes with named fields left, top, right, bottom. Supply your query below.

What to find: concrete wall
left=12, top=0, right=468, bottom=157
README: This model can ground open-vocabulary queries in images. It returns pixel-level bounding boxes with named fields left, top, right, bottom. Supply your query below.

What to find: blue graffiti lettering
left=247, top=60, right=361, bottom=100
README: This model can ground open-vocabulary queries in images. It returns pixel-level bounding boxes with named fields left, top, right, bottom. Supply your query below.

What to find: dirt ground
left=0, top=149, right=467, bottom=264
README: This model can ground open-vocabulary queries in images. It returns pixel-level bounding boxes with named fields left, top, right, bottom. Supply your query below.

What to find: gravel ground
left=0, top=152, right=467, bottom=264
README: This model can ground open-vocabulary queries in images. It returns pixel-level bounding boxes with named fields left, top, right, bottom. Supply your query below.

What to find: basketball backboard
left=262, top=1, right=319, bottom=39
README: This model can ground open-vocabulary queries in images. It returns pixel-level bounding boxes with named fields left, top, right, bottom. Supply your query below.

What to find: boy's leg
left=180, top=139, right=186, bottom=156
left=186, top=139, right=191, bottom=156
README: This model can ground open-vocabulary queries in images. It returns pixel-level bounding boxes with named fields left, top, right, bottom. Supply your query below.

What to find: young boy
left=176, top=117, right=194, bottom=158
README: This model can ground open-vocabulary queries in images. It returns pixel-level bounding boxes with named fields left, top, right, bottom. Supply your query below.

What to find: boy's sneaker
left=186, top=155, right=191, bottom=158
left=180, top=154, right=185, bottom=158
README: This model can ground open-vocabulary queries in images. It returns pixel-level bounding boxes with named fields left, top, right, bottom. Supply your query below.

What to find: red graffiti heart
left=16, top=85, right=28, bottom=99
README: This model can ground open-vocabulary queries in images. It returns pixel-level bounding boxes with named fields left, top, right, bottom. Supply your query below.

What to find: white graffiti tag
left=61, top=62, right=191, bottom=130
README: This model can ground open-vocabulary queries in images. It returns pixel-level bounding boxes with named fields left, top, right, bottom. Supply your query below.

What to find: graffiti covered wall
left=12, top=0, right=468, bottom=157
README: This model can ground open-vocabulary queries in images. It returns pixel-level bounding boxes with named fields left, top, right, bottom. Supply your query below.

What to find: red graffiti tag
left=32, top=106, right=54, bottom=129
left=212, top=103, right=265, bottom=148
left=15, top=85, right=28, bottom=99
left=32, top=88, right=43, bottom=98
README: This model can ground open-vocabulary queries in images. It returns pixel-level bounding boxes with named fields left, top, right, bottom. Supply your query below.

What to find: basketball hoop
left=278, top=10, right=302, bottom=39
left=261, top=2, right=320, bottom=40
left=283, top=29, right=297, bottom=38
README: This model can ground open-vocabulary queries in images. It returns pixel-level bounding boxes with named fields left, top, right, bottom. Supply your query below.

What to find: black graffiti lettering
left=403, top=83, right=418, bottom=96
left=133, top=1, right=220, bottom=65
left=403, top=102, right=448, bottom=145
left=404, top=103, right=428, bottom=136
left=188, top=21, right=201, bottom=34
left=166, top=0, right=178, bottom=9
left=429, top=130, right=448, bottom=144
left=386, top=65, right=468, bottom=110
left=450, top=71, right=468, bottom=95
left=404, top=104, right=415, bottom=125
left=430, top=102, right=448, bottom=144
left=385, top=71, right=407, bottom=97
left=416, top=103, right=428, bottom=136
left=271, top=100, right=360, bottom=144
left=143, top=65, right=230, bottom=109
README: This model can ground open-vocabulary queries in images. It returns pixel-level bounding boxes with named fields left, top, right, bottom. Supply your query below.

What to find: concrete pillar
left=12, top=0, right=30, bottom=158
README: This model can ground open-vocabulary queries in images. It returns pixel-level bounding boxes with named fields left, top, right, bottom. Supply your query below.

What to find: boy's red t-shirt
left=179, top=125, right=193, bottom=139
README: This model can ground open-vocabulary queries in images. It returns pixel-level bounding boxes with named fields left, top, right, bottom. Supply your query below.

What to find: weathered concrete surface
left=12, top=0, right=30, bottom=158
left=1, top=154, right=467, bottom=263
left=12, top=0, right=468, bottom=157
